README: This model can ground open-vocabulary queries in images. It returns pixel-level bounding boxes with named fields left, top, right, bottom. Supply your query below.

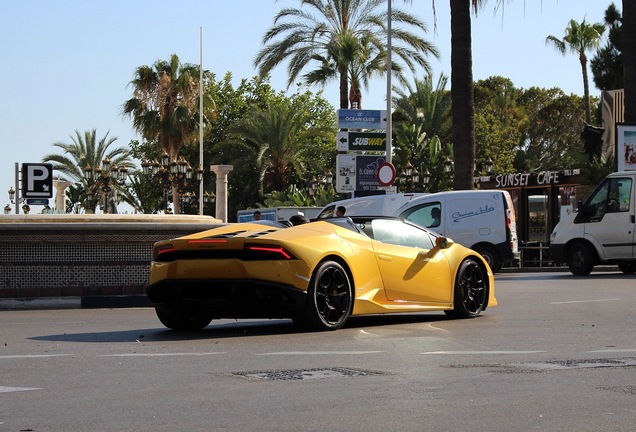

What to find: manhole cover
left=233, top=367, right=389, bottom=381
left=522, top=357, right=636, bottom=370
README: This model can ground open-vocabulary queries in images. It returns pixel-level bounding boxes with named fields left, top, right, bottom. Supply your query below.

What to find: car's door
left=369, top=219, right=452, bottom=303
left=581, top=177, right=635, bottom=259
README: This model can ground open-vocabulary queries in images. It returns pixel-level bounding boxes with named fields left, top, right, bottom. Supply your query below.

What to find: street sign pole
left=14, top=162, right=19, bottom=214
left=386, top=0, right=392, bottom=164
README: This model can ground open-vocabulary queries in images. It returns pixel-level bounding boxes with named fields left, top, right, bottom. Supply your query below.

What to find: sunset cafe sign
left=475, top=169, right=582, bottom=188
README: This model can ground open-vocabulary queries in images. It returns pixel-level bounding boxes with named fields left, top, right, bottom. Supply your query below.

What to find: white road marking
left=587, top=348, right=636, bottom=353
left=99, top=352, right=227, bottom=357
left=422, top=350, right=547, bottom=355
left=0, top=386, right=41, bottom=393
left=257, top=351, right=383, bottom=355
left=550, top=298, right=621, bottom=305
left=0, top=354, right=72, bottom=359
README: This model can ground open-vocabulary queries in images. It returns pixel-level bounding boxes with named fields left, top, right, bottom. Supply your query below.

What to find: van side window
left=401, top=202, right=442, bottom=229
left=586, top=178, right=632, bottom=220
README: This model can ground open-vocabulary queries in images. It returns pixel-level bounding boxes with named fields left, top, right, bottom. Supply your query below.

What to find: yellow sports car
left=146, top=217, right=496, bottom=331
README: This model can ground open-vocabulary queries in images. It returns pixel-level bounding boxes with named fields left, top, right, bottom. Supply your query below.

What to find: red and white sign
left=377, top=162, right=396, bottom=186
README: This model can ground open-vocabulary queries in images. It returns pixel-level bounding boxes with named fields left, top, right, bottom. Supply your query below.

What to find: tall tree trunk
left=339, top=72, right=349, bottom=109
left=624, top=0, right=636, bottom=123
left=450, top=0, right=476, bottom=190
left=580, top=52, right=592, bottom=124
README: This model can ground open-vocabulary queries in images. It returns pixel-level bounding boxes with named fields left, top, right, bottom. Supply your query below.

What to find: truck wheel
left=473, top=246, right=502, bottom=273
left=567, top=243, right=594, bottom=276
left=618, top=263, right=636, bottom=274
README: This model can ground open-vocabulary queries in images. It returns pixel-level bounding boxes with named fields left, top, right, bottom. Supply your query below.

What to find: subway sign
left=336, top=131, right=387, bottom=151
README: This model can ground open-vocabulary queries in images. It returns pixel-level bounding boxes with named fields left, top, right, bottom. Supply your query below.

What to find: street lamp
left=398, top=161, right=420, bottom=192
left=8, top=186, right=27, bottom=214
left=485, top=157, right=494, bottom=174
left=444, top=157, right=454, bottom=174
left=141, top=152, right=203, bottom=214
left=84, top=157, right=129, bottom=214
left=421, top=169, right=431, bottom=188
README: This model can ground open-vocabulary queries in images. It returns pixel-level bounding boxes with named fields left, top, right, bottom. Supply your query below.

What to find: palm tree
left=624, top=0, right=636, bottom=123
left=445, top=0, right=482, bottom=190
left=546, top=18, right=605, bottom=124
left=122, top=53, right=209, bottom=213
left=222, top=97, right=332, bottom=197
left=393, top=73, right=452, bottom=142
left=42, top=129, right=132, bottom=213
left=254, top=0, right=439, bottom=109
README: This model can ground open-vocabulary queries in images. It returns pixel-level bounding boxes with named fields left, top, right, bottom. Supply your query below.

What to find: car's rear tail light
left=244, top=244, right=295, bottom=260
left=153, top=244, right=176, bottom=261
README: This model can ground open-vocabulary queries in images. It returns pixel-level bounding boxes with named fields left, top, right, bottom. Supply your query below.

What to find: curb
left=0, top=295, right=152, bottom=311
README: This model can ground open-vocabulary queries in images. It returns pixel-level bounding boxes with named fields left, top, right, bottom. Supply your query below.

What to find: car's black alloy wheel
left=445, top=258, right=486, bottom=319
left=297, top=260, right=353, bottom=331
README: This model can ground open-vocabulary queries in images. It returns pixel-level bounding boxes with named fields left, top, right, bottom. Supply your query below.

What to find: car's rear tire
left=618, top=262, right=636, bottom=274
left=445, top=258, right=487, bottom=319
left=156, top=308, right=212, bottom=331
left=567, top=242, right=594, bottom=276
left=473, top=245, right=502, bottom=273
left=295, top=260, right=353, bottom=331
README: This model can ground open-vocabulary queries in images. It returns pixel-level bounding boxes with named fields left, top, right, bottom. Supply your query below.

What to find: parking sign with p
left=22, top=163, right=53, bottom=198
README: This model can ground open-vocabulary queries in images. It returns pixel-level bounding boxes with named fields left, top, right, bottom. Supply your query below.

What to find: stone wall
left=0, top=214, right=223, bottom=309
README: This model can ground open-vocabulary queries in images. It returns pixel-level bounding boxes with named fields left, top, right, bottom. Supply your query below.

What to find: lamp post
left=485, top=157, right=494, bottom=175
left=421, top=169, right=431, bottom=189
left=8, top=186, right=27, bottom=214
left=141, top=151, right=203, bottom=214
left=398, top=161, right=420, bottom=192
left=308, top=170, right=334, bottom=199
left=83, top=157, right=129, bottom=214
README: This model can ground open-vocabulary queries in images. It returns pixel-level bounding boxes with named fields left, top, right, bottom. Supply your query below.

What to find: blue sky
left=0, top=0, right=608, bottom=210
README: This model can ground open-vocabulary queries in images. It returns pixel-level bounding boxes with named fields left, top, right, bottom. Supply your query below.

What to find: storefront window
left=528, top=191, right=548, bottom=242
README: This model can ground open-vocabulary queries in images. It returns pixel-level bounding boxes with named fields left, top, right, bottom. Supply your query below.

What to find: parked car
left=146, top=217, right=496, bottom=331
left=549, top=171, right=636, bottom=275
left=319, top=190, right=519, bottom=272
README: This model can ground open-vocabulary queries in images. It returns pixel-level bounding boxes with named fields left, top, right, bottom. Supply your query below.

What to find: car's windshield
left=368, top=219, right=435, bottom=249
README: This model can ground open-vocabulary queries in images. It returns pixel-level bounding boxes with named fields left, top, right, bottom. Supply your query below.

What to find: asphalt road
left=1, top=270, right=636, bottom=432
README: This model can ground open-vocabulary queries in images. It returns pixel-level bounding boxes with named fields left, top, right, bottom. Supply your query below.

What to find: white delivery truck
left=549, top=171, right=636, bottom=275
left=318, top=193, right=428, bottom=218
left=319, top=190, right=519, bottom=272
left=237, top=207, right=322, bottom=223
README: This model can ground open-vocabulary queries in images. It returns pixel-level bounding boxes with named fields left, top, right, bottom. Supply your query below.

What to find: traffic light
left=581, top=124, right=604, bottom=161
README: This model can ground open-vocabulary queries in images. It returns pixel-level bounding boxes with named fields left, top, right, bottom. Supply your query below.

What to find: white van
left=549, top=171, right=636, bottom=275
left=319, top=190, right=519, bottom=272
left=318, top=193, right=428, bottom=219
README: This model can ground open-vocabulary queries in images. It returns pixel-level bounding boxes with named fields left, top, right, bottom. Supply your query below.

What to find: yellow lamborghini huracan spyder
left=146, top=217, right=496, bottom=331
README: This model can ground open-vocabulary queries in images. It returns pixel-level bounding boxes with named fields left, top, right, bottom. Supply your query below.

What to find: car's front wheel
left=567, top=242, right=594, bottom=276
left=295, top=260, right=353, bottom=331
left=445, top=258, right=487, bottom=319
left=156, top=308, right=212, bottom=331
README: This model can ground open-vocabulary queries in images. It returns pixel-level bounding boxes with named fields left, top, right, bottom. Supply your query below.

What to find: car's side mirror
left=435, top=237, right=448, bottom=249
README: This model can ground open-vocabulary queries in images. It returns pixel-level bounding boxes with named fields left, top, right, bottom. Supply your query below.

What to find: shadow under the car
left=29, top=313, right=454, bottom=343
